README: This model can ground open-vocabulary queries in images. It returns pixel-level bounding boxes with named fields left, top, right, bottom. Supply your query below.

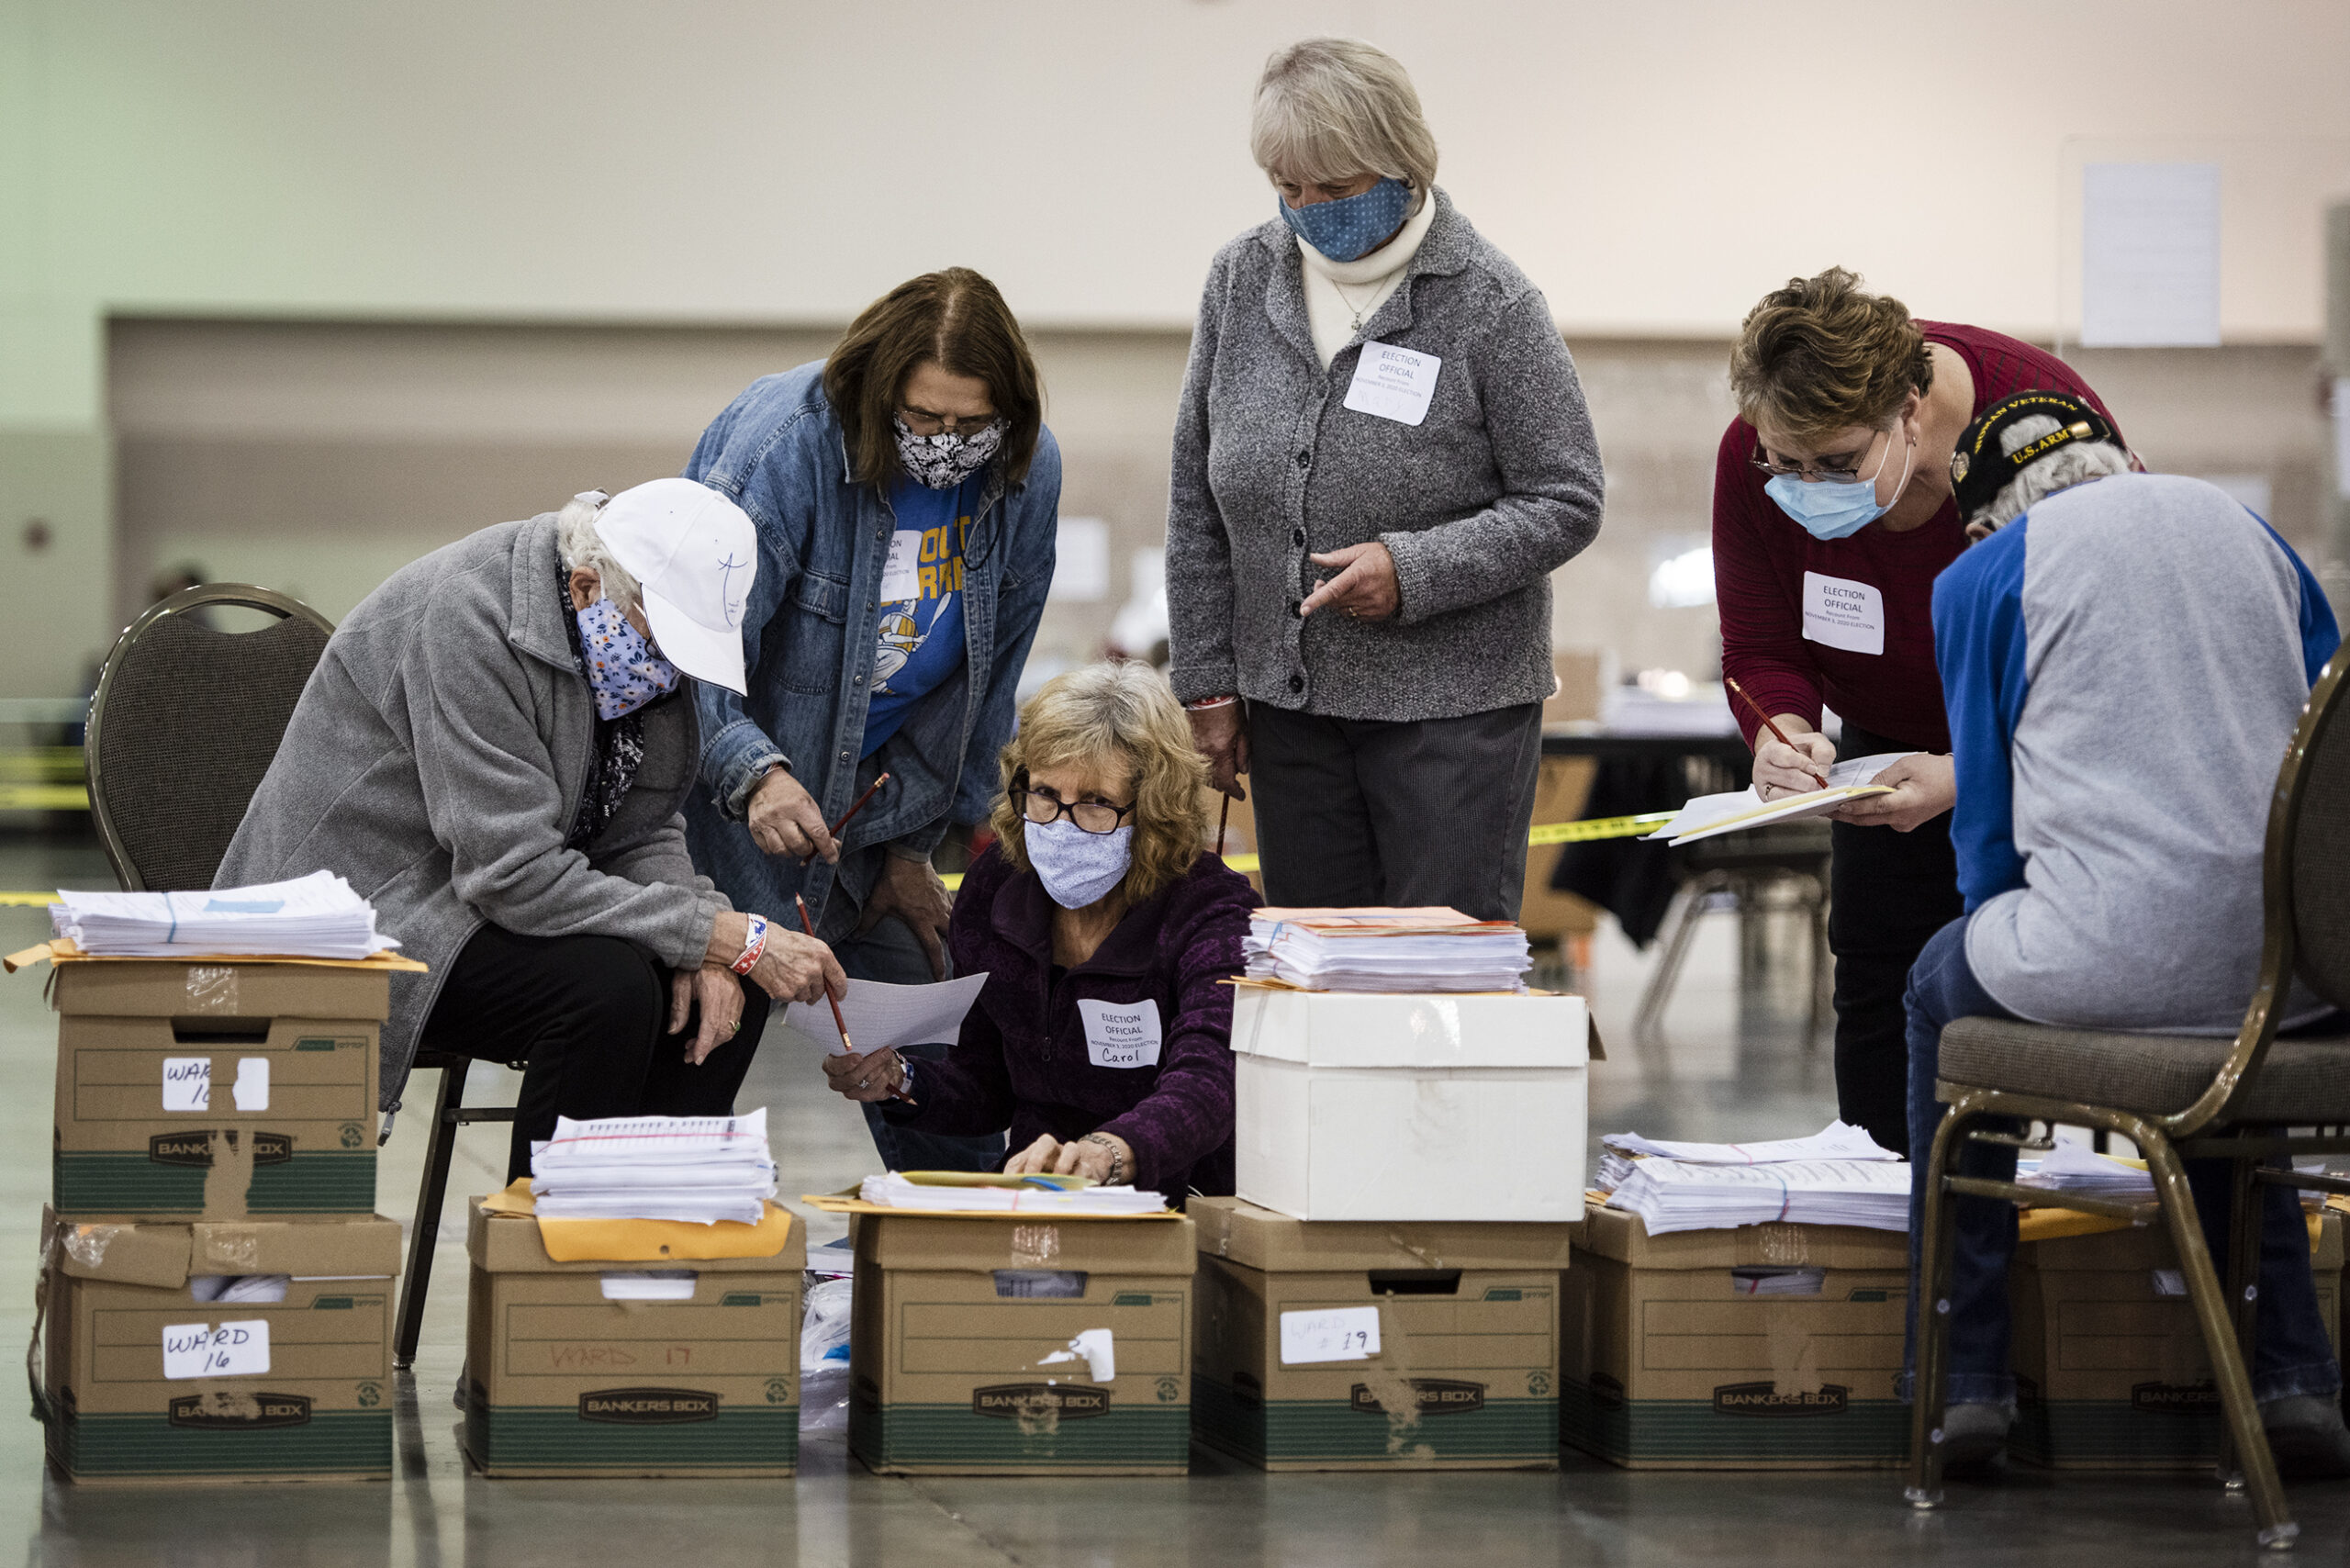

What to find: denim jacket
left=680, top=362, right=1058, bottom=934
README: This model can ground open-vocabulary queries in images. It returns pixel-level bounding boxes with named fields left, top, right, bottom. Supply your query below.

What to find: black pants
left=1829, top=722, right=1964, bottom=1157
left=1248, top=700, right=1542, bottom=921
left=416, top=924, right=771, bottom=1181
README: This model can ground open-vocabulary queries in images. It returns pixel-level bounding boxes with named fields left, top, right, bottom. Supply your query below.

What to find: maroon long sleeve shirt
left=1712, top=322, right=2121, bottom=753
left=884, top=845, right=1259, bottom=1206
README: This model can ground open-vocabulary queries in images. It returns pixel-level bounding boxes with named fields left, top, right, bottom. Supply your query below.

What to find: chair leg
left=1634, top=872, right=1723, bottom=1039
left=1906, top=1100, right=1972, bottom=1507
left=2217, top=1148, right=2266, bottom=1487
left=2143, top=1130, right=2296, bottom=1550
left=393, top=1058, right=469, bottom=1372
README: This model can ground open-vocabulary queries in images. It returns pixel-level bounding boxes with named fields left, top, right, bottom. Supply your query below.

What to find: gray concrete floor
left=5, top=837, right=2348, bottom=1563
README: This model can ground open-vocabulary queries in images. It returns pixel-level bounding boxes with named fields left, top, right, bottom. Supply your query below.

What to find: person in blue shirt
left=1905, top=389, right=2348, bottom=1474
left=682, top=268, right=1059, bottom=1171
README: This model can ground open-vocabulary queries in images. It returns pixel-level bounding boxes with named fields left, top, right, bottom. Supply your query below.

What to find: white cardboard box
left=1230, top=986, right=1591, bottom=1222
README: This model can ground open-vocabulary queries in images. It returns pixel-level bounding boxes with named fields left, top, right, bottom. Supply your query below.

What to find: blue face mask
left=1763, top=424, right=1916, bottom=542
left=1279, top=177, right=1416, bottom=263
left=576, top=596, right=679, bottom=720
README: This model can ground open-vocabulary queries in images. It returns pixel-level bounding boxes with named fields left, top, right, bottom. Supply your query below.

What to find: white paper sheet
left=1643, top=755, right=1909, bottom=846
left=2081, top=162, right=2221, bottom=348
left=1602, top=1120, right=1897, bottom=1166
left=780, top=973, right=990, bottom=1057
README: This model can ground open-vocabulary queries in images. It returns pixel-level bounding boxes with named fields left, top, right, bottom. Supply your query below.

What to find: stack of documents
left=857, top=1171, right=1168, bottom=1215
left=1640, top=755, right=1910, bottom=846
left=1244, top=907, right=1531, bottom=992
left=531, top=1110, right=777, bottom=1226
left=1595, top=1120, right=1898, bottom=1191
left=1605, top=1158, right=1911, bottom=1235
left=2016, top=1143, right=2155, bottom=1203
left=50, top=869, right=398, bottom=959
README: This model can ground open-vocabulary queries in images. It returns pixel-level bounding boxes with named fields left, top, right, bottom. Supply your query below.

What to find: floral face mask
left=576, top=595, right=680, bottom=719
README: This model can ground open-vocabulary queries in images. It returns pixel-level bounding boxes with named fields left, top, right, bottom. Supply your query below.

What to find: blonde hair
left=1729, top=267, right=1935, bottom=445
left=990, top=661, right=1213, bottom=906
left=554, top=491, right=642, bottom=613
left=1249, top=38, right=1438, bottom=194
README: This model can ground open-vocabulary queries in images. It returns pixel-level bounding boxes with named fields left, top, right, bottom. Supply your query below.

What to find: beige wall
left=10, top=1, right=2350, bottom=691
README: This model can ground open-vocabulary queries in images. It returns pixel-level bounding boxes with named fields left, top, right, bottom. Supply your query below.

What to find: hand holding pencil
left=798, top=894, right=917, bottom=1109
left=1724, top=677, right=1832, bottom=794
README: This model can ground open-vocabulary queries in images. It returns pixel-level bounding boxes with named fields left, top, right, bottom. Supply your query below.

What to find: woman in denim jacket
left=682, top=268, right=1059, bottom=1170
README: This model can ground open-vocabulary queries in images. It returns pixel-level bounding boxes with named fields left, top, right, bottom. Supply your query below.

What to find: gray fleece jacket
left=1165, top=188, right=1605, bottom=722
left=215, top=513, right=728, bottom=1110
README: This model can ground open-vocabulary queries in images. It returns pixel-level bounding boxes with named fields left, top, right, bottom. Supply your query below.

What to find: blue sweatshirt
left=1931, top=472, right=2338, bottom=1033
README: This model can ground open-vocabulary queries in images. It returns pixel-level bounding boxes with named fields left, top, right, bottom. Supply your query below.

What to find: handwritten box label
left=162, top=1058, right=211, bottom=1113
left=1077, top=998, right=1162, bottom=1069
left=1280, top=1305, right=1382, bottom=1365
left=162, top=1319, right=271, bottom=1380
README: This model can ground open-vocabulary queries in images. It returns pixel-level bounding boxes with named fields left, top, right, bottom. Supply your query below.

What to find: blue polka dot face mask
left=576, top=595, right=680, bottom=719
left=1279, top=177, right=1416, bottom=263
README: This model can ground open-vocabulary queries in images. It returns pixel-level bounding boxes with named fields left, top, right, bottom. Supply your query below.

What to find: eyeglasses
left=899, top=405, right=1002, bottom=439
left=1011, top=786, right=1136, bottom=835
left=1749, top=427, right=1886, bottom=482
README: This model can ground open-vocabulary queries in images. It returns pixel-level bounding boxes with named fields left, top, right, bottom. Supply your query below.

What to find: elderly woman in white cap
left=218, top=479, right=845, bottom=1179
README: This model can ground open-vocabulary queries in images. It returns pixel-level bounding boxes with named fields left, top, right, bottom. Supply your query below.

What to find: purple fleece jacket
left=881, top=843, right=1258, bottom=1205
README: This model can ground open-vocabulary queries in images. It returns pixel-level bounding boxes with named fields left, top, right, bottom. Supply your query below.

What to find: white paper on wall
left=2081, top=162, right=2221, bottom=347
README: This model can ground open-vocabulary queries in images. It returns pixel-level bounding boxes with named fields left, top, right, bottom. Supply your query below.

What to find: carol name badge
left=1077, top=998, right=1162, bottom=1070
left=1801, top=570, right=1886, bottom=655
left=1343, top=342, right=1441, bottom=428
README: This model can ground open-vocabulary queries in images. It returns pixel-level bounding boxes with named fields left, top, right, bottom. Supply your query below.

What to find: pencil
left=800, top=771, right=892, bottom=865
left=1722, top=676, right=1830, bottom=789
left=795, top=893, right=916, bottom=1107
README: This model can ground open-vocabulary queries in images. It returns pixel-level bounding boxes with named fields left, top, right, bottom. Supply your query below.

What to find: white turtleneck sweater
left=1295, top=193, right=1438, bottom=370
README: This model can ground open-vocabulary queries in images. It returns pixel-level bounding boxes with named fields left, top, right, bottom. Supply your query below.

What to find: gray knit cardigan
left=1164, top=188, right=1605, bottom=722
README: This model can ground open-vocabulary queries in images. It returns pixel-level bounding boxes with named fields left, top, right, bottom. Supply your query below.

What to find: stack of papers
left=1595, top=1120, right=1898, bottom=1191
left=856, top=1171, right=1168, bottom=1215
left=2017, top=1143, right=2155, bottom=1203
left=1244, top=907, right=1531, bottom=992
left=1640, top=755, right=1910, bottom=846
left=1605, top=1158, right=1911, bottom=1235
left=531, top=1110, right=777, bottom=1226
left=50, top=870, right=398, bottom=959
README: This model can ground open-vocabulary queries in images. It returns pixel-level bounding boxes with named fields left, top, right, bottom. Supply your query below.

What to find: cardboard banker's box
left=850, top=1211, right=1196, bottom=1474
left=1561, top=1203, right=1910, bottom=1468
left=1189, top=1196, right=1571, bottom=1470
left=2009, top=1211, right=2343, bottom=1469
left=52, top=960, right=385, bottom=1221
left=39, top=1206, right=400, bottom=1483
left=464, top=1203, right=806, bottom=1477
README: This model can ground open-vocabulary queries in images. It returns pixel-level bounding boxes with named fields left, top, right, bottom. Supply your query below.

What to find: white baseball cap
left=590, top=478, right=759, bottom=696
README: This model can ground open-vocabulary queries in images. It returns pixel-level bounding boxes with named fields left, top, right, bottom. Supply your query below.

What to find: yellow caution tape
left=935, top=812, right=1671, bottom=893
left=0, top=891, right=57, bottom=908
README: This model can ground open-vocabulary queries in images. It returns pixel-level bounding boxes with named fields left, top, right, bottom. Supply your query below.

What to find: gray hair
left=554, top=490, right=642, bottom=612
left=1249, top=38, right=1438, bottom=195
left=1970, top=415, right=2132, bottom=534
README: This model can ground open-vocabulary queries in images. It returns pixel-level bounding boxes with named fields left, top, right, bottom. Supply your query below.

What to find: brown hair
left=822, top=267, right=1043, bottom=489
left=1729, top=266, right=1934, bottom=445
left=989, top=661, right=1213, bottom=908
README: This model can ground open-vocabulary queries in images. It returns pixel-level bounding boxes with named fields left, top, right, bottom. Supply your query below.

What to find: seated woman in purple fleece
left=822, top=661, right=1258, bottom=1204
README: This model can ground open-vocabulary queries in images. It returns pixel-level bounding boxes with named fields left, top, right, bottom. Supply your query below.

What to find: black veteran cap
left=1948, top=390, right=2122, bottom=521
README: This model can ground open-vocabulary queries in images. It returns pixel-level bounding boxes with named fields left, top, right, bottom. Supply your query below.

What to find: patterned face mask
left=576, top=595, right=680, bottom=720
left=893, top=414, right=1006, bottom=491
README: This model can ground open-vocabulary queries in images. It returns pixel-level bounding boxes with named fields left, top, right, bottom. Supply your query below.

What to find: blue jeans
left=837, top=913, right=1005, bottom=1174
left=1901, top=915, right=2340, bottom=1406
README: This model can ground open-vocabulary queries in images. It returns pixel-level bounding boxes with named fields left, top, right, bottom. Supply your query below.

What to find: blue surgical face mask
left=1279, top=177, right=1416, bottom=263
left=1023, top=818, right=1134, bottom=910
left=1763, top=424, right=1917, bottom=542
left=576, top=596, right=679, bottom=720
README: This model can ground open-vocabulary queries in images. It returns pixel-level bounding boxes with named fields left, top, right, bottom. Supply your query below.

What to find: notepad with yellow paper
left=1642, top=753, right=1908, bottom=846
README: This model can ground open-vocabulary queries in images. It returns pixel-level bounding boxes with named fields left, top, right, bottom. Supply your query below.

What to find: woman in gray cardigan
left=1165, top=38, right=1605, bottom=920
left=216, top=480, right=844, bottom=1177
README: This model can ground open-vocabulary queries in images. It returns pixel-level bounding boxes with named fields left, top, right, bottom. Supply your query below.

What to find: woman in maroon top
left=1712, top=267, right=2121, bottom=1154
left=822, top=661, right=1257, bottom=1204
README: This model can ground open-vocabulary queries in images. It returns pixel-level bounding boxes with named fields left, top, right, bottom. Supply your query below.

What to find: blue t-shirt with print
left=861, top=474, right=973, bottom=757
